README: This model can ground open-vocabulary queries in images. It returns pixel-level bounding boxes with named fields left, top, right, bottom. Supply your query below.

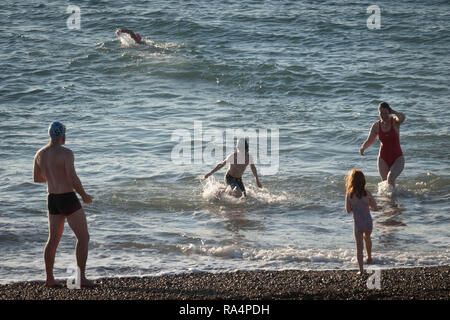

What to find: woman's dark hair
left=378, top=101, right=391, bottom=112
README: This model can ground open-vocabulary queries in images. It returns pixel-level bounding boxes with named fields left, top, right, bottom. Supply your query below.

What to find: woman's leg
left=387, top=156, right=405, bottom=187
left=377, top=156, right=390, bottom=182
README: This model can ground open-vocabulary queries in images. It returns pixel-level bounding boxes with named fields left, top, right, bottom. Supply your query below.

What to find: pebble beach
left=1, top=266, right=448, bottom=300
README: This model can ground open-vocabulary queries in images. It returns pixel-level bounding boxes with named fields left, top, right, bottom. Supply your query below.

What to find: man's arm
left=65, top=151, right=92, bottom=204
left=250, top=164, right=262, bottom=188
left=204, top=160, right=226, bottom=179
left=33, top=153, right=46, bottom=183
left=117, top=28, right=140, bottom=43
left=360, top=122, right=378, bottom=155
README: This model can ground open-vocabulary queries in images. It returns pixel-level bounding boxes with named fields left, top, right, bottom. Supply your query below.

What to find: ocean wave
left=174, top=243, right=450, bottom=269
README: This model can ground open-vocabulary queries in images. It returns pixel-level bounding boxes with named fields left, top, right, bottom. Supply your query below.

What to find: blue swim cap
left=48, top=121, right=66, bottom=139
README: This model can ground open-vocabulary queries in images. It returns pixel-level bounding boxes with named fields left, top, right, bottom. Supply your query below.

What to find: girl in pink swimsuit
left=360, top=102, right=406, bottom=187
left=345, top=169, right=378, bottom=274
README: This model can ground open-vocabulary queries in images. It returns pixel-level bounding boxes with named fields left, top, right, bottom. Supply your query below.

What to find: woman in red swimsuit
left=360, top=102, right=406, bottom=187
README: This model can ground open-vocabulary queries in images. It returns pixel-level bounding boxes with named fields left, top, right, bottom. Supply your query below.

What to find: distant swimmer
left=359, top=102, right=406, bottom=187
left=33, top=122, right=94, bottom=288
left=115, top=28, right=143, bottom=44
left=204, top=138, right=262, bottom=198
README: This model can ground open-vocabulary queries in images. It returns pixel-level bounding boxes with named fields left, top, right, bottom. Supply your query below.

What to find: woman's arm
left=360, top=122, right=378, bottom=155
left=391, top=109, right=406, bottom=124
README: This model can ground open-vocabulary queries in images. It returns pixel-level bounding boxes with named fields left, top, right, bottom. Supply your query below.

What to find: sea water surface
left=0, top=0, right=449, bottom=283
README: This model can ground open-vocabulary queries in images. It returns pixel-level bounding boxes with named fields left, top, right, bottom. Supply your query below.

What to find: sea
left=0, top=0, right=449, bottom=284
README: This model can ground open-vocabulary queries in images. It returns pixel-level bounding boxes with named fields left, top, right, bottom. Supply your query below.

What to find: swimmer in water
left=115, top=28, right=143, bottom=44
left=204, top=138, right=262, bottom=198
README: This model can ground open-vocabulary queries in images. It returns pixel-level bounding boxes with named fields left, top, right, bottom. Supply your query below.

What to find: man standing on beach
left=33, top=122, right=94, bottom=288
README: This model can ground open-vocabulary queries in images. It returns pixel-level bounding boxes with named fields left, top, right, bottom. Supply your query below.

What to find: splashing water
left=378, top=180, right=394, bottom=198
left=200, top=175, right=290, bottom=205
left=117, top=33, right=137, bottom=47
left=200, top=175, right=244, bottom=204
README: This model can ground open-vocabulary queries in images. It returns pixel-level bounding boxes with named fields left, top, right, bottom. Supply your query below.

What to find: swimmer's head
left=378, top=101, right=392, bottom=112
left=48, top=121, right=66, bottom=140
left=237, top=138, right=249, bottom=153
left=378, top=101, right=392, bottom=121
left=135, top=32, right=142, bottom=42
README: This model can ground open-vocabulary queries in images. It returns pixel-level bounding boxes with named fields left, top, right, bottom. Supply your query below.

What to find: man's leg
left=237, top=180, right=246, bottom=198
left=67, top=208, right=93, bottom=287
left=225, top=178, right=243, bottom=198
left=44, top=213, right=65, bottom=287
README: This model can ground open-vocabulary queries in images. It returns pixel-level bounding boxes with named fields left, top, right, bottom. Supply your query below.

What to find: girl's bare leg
left=364, top=231, right=373, bottom=263
left=354, top=228, right=364, bottom=274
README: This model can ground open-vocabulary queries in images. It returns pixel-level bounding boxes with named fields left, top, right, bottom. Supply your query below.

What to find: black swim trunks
left=47, top=192, right=81, bottom=216
left=225, top=174, right=246, bottom=196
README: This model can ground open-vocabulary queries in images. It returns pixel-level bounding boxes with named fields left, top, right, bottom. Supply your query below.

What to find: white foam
left=117, top=33, right=137, bottom=47
left=377, top=180, right=394, bottom=197
left=174, top=243, right=450, bottom=270
left=200, top=175, right=290, bottom=205
left=200, top=176, right=242, bottom=204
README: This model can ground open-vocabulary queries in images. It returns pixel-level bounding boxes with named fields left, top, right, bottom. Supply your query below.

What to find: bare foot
left=366, top=258, right=373, bottom=264
left=45, top=280, right=64, bottom=288
left=81, top=278, right=95, bottom=288
left=356, top=270, right=366, bottom=276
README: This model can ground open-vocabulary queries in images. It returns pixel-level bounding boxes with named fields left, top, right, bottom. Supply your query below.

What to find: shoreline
left=0, top=266, right=448, bottom=300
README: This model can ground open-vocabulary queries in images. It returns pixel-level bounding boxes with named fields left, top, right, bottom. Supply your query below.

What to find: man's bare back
left=35, top=145, right=76, bottom=194
left=34, top=143, right=92, bottom=203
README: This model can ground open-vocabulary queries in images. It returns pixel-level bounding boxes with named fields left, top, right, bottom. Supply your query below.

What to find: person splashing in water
left=115, top=28, right=143, bottom=44
left=204, top=138, right=262, bottom=198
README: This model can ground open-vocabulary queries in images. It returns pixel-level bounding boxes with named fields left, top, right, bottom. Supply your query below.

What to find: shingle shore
left=0, top=266, right=448, bottom=300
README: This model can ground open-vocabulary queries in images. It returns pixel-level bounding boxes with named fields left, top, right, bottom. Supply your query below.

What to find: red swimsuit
left=378, top=117, right=403, bottom=167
